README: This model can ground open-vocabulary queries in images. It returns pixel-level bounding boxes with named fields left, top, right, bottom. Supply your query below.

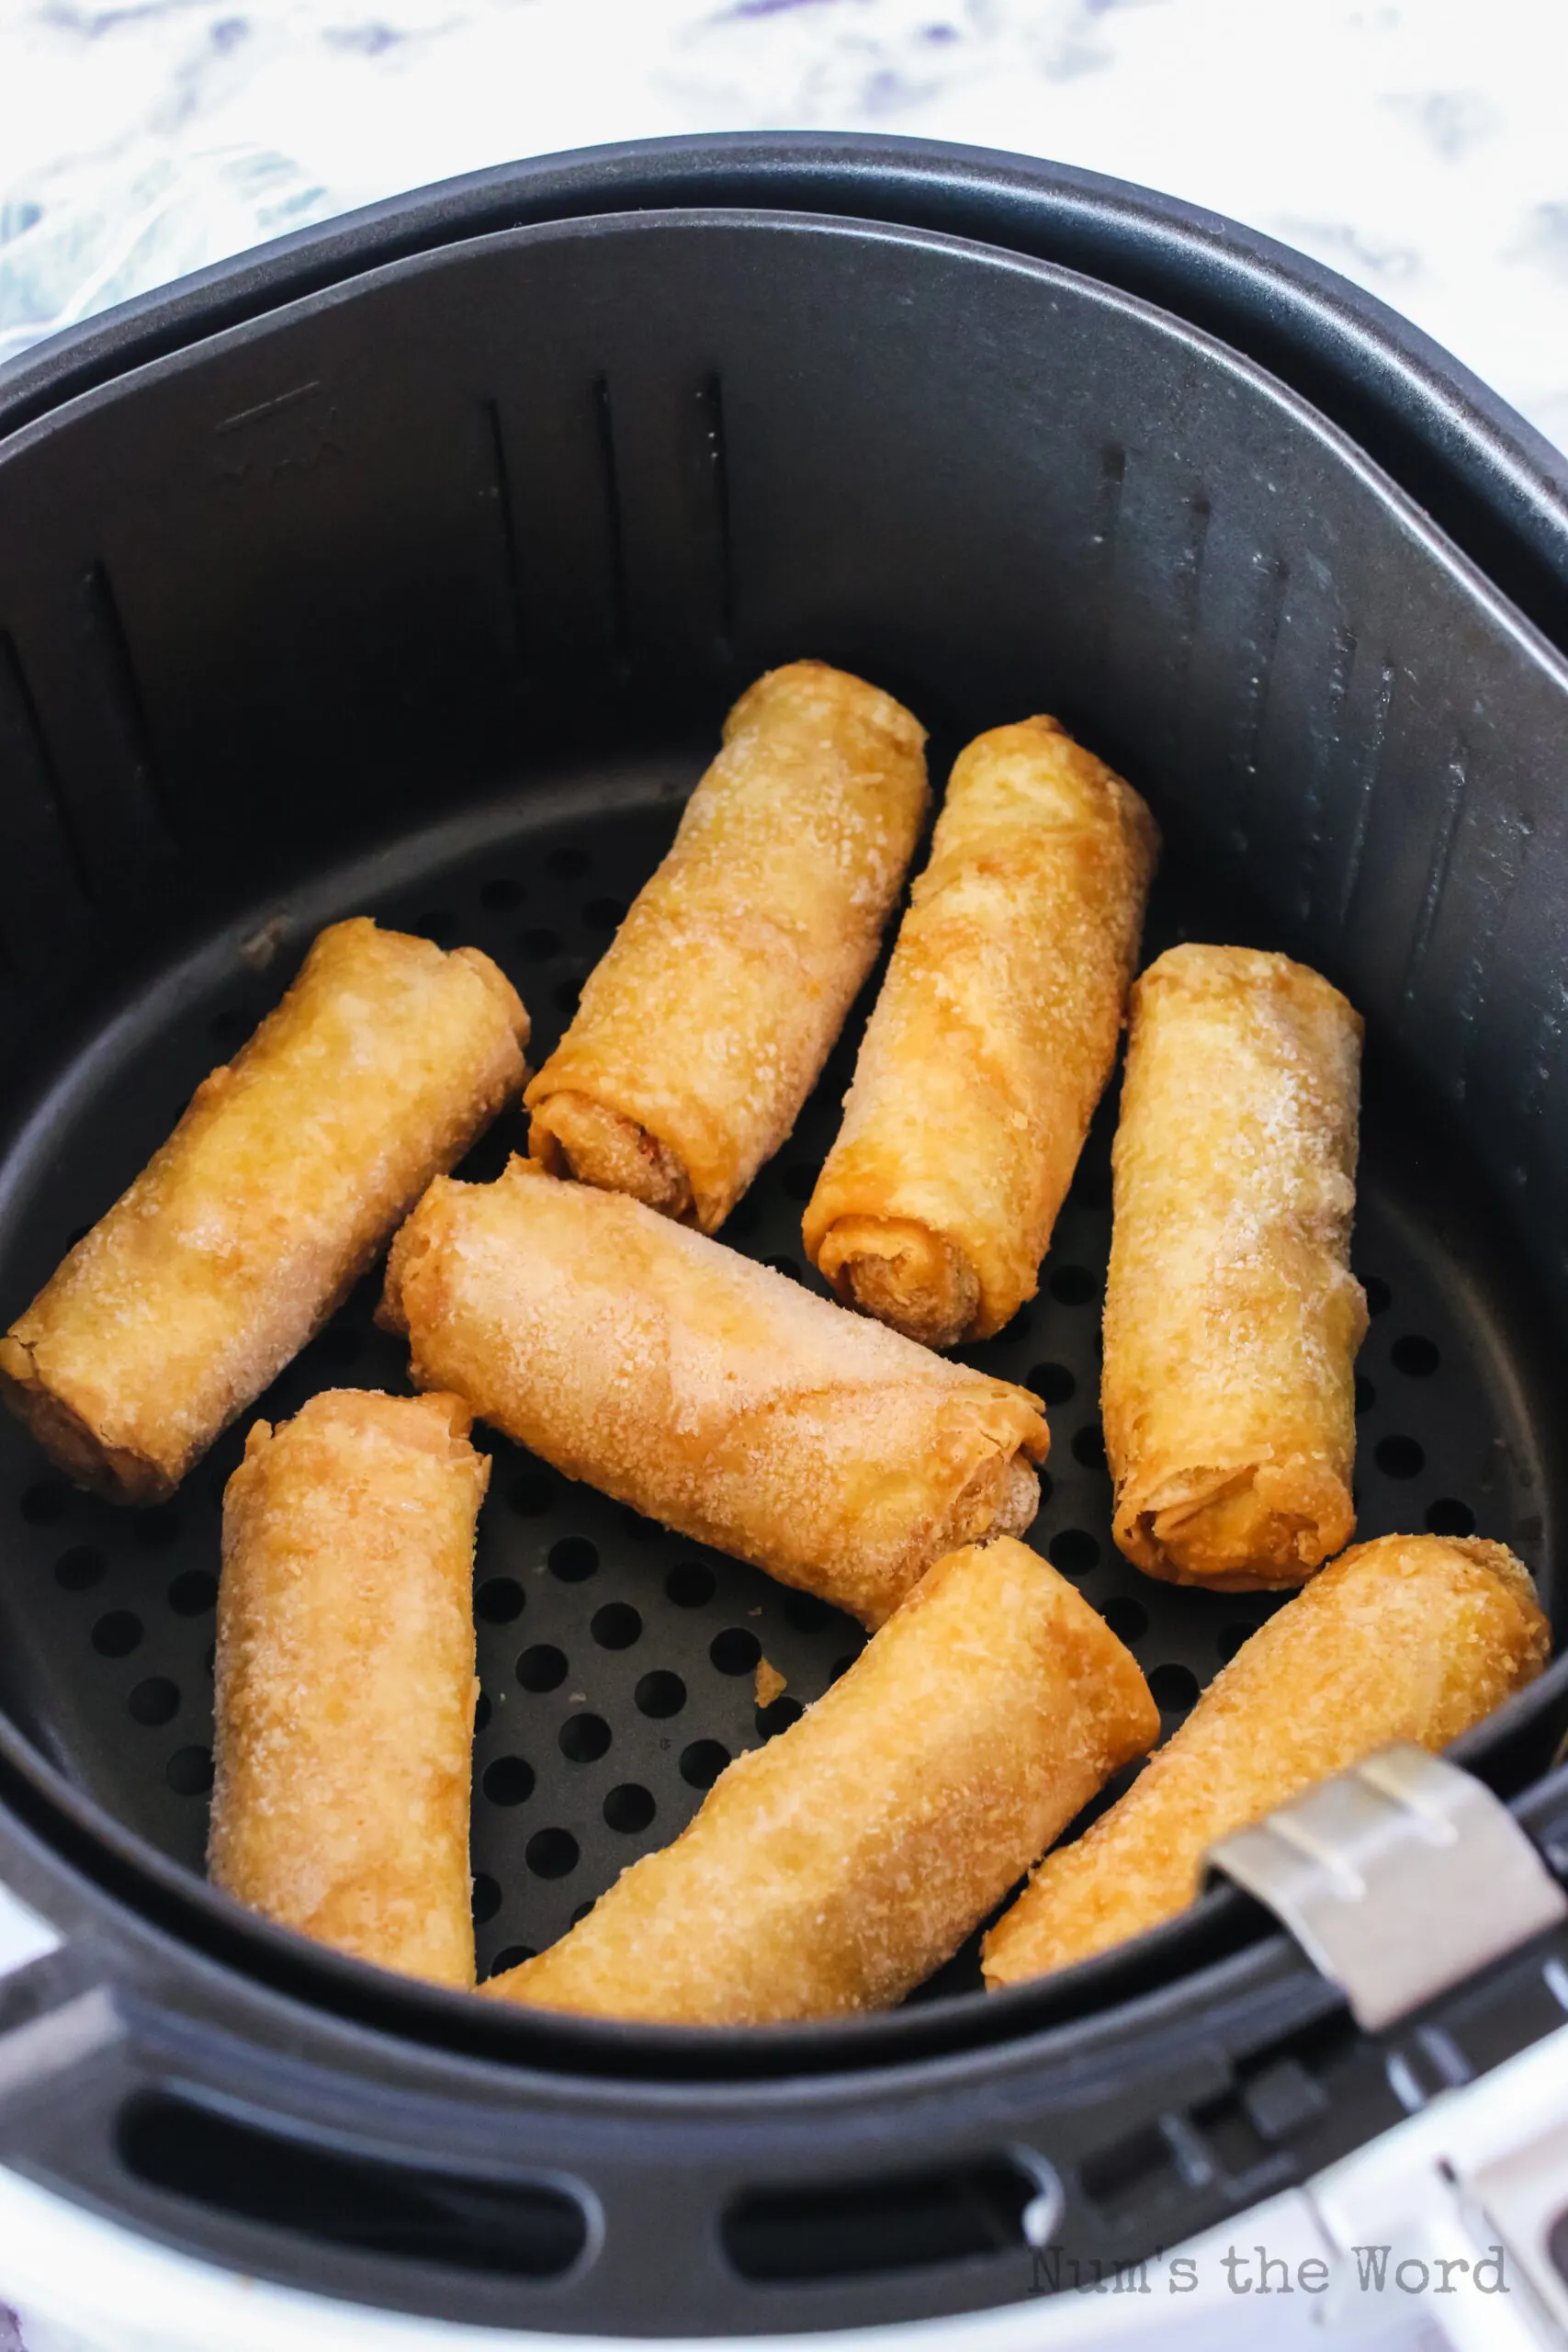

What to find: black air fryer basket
left=3, top=134, right=1568, bottom=2336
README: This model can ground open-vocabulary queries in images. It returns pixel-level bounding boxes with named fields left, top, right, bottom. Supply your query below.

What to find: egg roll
left=1102, top=943, right=1366, bottom=1589
left=0, top=918, right=528, bottom=1504
left=525, top=662, right=928, bottom=1232
left=209, top=1389, right=488, bottom=1988
left=484, top=1536, right=1157, bottom=2024
left=982, top=1532, right=1548, bottom=1988
left=382, top=1158, right=1047, bottom=1629
left=804, top=717, right=1158, bottom=1348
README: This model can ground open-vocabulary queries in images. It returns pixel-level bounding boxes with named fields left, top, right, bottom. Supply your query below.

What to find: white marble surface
left=0, top=0, right=1565, bottom=458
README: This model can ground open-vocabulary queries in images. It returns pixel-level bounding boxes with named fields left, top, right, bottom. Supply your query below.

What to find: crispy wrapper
left=1102, top=944, right=1366, bottom=1589
left=526, top=662, right=928, bottom=1232
left=382, top=1159, right=1048, bottom=1629
left=483, top=1536, right=1156, bottom=2024
left=0, top=918, right=528, bottom=1504
left=209, top=1390, right=488, bottom=1989
left=982, top=1533, right=1548, bottom=1988
left=805, top=717, right=1158, bottom=1348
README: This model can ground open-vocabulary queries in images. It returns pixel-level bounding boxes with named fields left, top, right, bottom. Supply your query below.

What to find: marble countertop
left=1, top=0, right=1565, bottom=459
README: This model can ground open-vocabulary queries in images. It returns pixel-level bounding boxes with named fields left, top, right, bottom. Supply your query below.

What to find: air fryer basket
left=4, top=137, right=1568, bottom=2337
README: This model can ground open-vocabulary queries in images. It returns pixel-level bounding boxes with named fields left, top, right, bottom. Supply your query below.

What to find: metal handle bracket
left=1208, top=1745, right=1568, bottom=2032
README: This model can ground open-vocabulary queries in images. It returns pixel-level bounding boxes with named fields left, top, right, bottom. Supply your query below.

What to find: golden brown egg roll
left=209, top=1389, right=488, bottom=1988
left=1102, top=943, right=1366, bottom=1589
left=804, top=717, right=1158, bottom=1348
left=382, top=1158, right=1047, bottom=1629
left=0, top=918, right=528, bottom=1503
left=981, top=1532, right=1547, bottom=1988
left=525, top=662, right=928, bottom=1232
left=483, top=1536, right=1157, bottom=2024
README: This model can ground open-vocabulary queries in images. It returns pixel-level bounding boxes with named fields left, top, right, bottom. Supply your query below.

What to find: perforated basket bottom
left=0, top=756, right=1558, bottom=1996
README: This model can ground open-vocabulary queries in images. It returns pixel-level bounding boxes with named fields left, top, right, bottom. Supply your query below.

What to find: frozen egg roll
left=0, top=918, right=528, bottom=1503
left=383, top=1158, right=1048, bottom=1629
left=526, top=662, right=928, bottom=1231
left=805, top=717, right=1158, bottom=1348
left=982, top=1532, right=1547, bottom=1987
left=484, top=1536, right=1157, bottom=2023
left=209, top=1389, right=489, bottom=1988
left=1103, top=943, right=1366, bottom=1589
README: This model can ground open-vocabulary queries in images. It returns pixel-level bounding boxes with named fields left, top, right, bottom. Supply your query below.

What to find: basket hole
left=20, top=1480, right=68, bottom=1526
left=480, top=876, right=523, bottom=912
left=1217, top=1622, right=1257, bottom=1664
left=474, top=1692, right=491, bottom=1734
left=1375, top=1434, right=1425, bottom=1479
left=166, top=1746, right=213, bottom=1795
left=516, top=1644, right=568, bottom=1692
left=570, top=1899, right=596, bottom=1926
left=829, top=1651, right=863, bottom=1682
left=1048, top=1529, right=1100, bottom=1577
left=1363, top=1274, right=1393, bottom=1316
left=604, top=1783, right=656, bottom=1834
left=1148, top=1662, right=1201, bottom=1714
left=1355, top=1374, right=1376, bottom=1416
left=591, top=1603, right=641, bottom=1651
left=710, top=1627, right=761, bottom=1676
left=784, top=1589, right=833, bottom=1632
left=757, top=1696, right=803, bottom=1738
left=1100, top=1596, right=1147, bottom=1645
left=666, top=1562, right=716, bottom=1608
left=552, top=978, right=581, bottom=1017
left=1071, top=1422, right=1107, bottom=1472
left=559, top=1713, right=611, bottom=1764
left=508, top=1470, right=555, bottom=1516
left=681, top=1739, right=729, bottom=1789
left=518, top=926, right=561, bottom=959
left=1426, top=1498, right=1477, bottom=1537
left=619, top=1504, right=663, bottom=1544
left=1071, top=1165, right=1112, bottom=1211
left=54, top=1544, right=105, bottom=1591
left=1047, top=1263, right=1096, bottom=1306
left=548, top=1537, right=598, bottom=1584
left=167, top=1570, right=216, bottom=1617
left=482, top=1756, right=536, bottom=1807
left=491, top=1945, right=536, bottom=1973
left=783, top=1162, right=818, bottom=1204
left=635, top=1669, right=686, bottom=1719
left=91, top=1611, right=142, bottom=1658
left=128, top=1677, right=179, bottom=1727
left=476, top=1577, right=525, bottom=1623
left=471, top=1875, right=502, bottom=1926
left=525, top=1828, right=579, bottom=1879
left=1392, top=1334, right=1440, bottom=1377
left=413, top=908, right=457, bottom=946
left=133, top=1508, right=180, bottom=1550
left=581, top=896, right=626, bottom=931
left=547, top=845, right=588, bottom=880
left=1028, top=1362, right=1076, bottom=1407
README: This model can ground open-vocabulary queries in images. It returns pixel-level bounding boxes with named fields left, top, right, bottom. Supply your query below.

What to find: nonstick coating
left=0, top=751, right=1558, bottom=1993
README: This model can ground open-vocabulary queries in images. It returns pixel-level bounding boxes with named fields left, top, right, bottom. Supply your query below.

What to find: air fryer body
left=4, top=137, right=1568, bottom=2346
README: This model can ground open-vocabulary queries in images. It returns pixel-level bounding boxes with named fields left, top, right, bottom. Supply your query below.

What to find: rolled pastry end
left=0, top=1335, right=169, bottom=1505
left=817, top=1215, right=980, bottom=1351
left=527, top=1091, right=694, bottom=1223
left=1115, top=1455, right=1358, bottom=1591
